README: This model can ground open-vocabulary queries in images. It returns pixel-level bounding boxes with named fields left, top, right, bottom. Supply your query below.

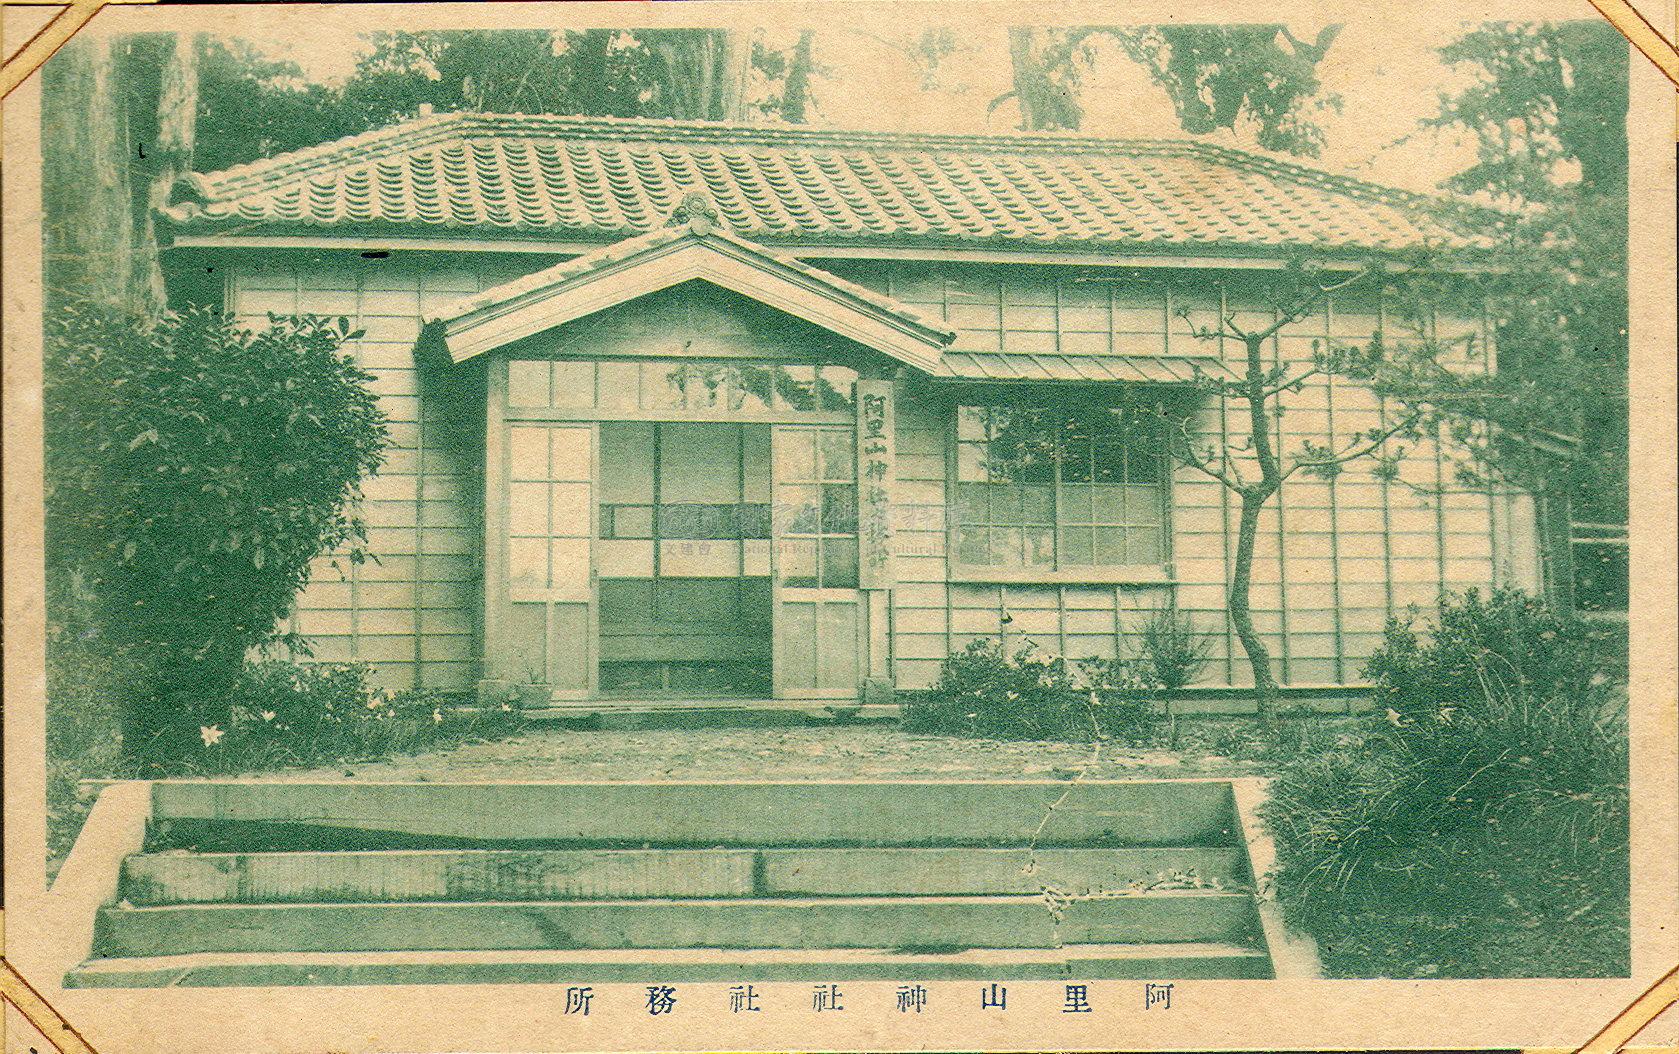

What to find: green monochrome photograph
left=2, top=2, right=1673, bottom=1051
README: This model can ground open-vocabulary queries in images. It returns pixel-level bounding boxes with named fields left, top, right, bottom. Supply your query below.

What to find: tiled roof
left=932, top=350, right=1230, bottom=384
left=167, top=112, right=1486, bottom=255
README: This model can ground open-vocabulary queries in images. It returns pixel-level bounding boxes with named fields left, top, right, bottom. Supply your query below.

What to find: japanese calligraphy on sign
left=855, top=379, right=895, bottom=589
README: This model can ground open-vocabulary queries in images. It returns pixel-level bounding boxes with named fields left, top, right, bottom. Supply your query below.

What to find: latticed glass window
left=955, top=405, right=1167, bottom=570
left=774, top=426, right=859, bottom=588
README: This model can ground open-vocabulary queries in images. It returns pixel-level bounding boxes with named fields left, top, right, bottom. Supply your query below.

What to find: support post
left=856, top=376, right=896, bottom=697
left=479, top=356, right=511, bottom=695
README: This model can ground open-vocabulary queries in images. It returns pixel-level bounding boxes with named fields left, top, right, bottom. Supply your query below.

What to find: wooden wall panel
left=863, top=263, right=1539, bottom=690
left=232, top=253, right=544, bottom=694
left=231, top=252, right=1539, bottom=697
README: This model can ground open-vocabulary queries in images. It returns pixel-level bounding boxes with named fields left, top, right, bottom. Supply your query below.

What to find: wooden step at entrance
left=148, top=780, right=1240, bottom=849
left=94, top=893, right=1262, bottom=958
left=120, top=846, right=1248, bottom=905
left=66, top=942, right=1273, bottom=987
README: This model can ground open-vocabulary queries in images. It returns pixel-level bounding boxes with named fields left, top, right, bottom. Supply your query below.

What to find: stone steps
left=64, top=779, right=1289, bottom=986
left=145, top=779, right=1241, bottom=848
left=121, top=846, right=1247, bottom=904
left=93, top=892, right=1261, bottom=958
left=65, top=942, right=1274, bottom=987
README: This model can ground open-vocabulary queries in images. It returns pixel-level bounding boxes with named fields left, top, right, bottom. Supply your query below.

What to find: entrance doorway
left=596, top=422, right=774, bottom=697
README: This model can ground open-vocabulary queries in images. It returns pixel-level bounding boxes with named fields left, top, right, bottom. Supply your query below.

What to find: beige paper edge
left=3, top=3, right=1675, bottom=1052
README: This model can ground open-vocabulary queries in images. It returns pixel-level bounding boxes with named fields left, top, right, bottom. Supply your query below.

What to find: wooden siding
left=865, top=262, right=1532, bottom=691
left=231, top=253, right=552, bottom=692
left=228, top=252, right=1539, bottom=694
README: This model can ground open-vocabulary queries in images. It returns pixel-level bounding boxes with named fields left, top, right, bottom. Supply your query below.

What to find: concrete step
left=67, top=941, right=1273, bottom=987
left=120, top=847, right=1248, bottom=905
left=147, top=780, right=1241, bottom=850
left=94, top=892, right=1261, bottom=958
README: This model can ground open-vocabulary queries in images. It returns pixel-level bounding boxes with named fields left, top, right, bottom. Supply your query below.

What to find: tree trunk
left=41, top=36, right=134, bottom=312
left=1229, top=489, right=1281, bottom=718
left=713, top=29, right=750, bottom=121
left=645, top=30, right=750, bottom=121
left=1005, top=27, right=1081, bottom=131
left=779, top=31, right=814, bottom=123
left=138, top=33, right=199, bottom=317
left=1228, top=331, right=1284, bottom=719
left=566, top=30, right=614, bottom=114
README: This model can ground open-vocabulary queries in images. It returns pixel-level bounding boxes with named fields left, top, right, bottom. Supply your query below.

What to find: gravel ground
left=264, top=723, right=1270, bottom=783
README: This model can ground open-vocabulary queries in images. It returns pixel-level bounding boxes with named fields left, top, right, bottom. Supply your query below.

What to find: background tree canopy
left=1426, top=20, right=1628, bottom=531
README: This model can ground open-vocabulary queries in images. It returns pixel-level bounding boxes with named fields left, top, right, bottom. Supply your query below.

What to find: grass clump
left=1263, top=588, right=1628, bottom=978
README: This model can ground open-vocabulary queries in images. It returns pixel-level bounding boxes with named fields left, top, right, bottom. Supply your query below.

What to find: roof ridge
left=184, top=109, right=1463, bottom=219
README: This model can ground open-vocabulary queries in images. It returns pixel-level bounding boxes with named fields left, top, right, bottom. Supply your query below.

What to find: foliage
left=1425, top=20, right=1627, bottom=527
left=1263, top=590, right=1628, bottom=977
left=192, top=29, right=825, bottom=171
left=1430, top=21, right=1627, bottom=208
left=188, top=25, right=1350, bottom=171
left=992, top=25, right=1342, bottom=153
left=195, top=31, right=646, bottom=171
left=193, top=36, right=366, bottom=174
left=1112, top=25, right=1343, bottom=156
left=45, top=630, right=135, bottom=874
left=903, top=638, right=1161, bottom=744
left=196, top=660, right=522, bottom=775
left=1133, top=607, right=1214, bottom=691
left=46, top=655, right=522, bottom=872
left=44, top=304, right=388, bottom=770
left=1175, top=709, right=1359, bottom=765
left=1363, top=587, right=1605, bottom=724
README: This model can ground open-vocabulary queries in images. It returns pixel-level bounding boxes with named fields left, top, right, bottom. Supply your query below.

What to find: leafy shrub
left=46, top=656, right=523, bottom=874
left=192, top=659, right=523, bottom=775
left=45, top=304, right=388, bottom=770
left=1264, top=590, right=1628, bottom=977
left=46, top=630, right=138, bottom=874
left=1363, top=587, right=1604, bottom=723
left=1133, top=607, right=1213, bottom=690
left=903, top=638, right=1161, bottom=744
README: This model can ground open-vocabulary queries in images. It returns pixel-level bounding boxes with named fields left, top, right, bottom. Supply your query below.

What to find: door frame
left=484, top=355, right=878, bottom=704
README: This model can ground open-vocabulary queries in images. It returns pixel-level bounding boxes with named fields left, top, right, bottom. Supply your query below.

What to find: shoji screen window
left=507, top=425, right=592, bottom=589
left=774, top=426, right=859, bottom=589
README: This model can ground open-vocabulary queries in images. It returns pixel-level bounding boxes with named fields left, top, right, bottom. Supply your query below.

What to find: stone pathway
left=268, top=724, right=1269, bottom=783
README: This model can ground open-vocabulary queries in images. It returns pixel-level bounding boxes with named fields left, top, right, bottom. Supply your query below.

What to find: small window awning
left=424, top=192, right=957, bottom=369
left=930, top=350, right=1231, bottom=384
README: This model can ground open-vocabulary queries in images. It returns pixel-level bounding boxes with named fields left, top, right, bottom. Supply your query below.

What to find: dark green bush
left=45, top=304, right=388, bottom=770
left=903, top=638, right=1161, bottom=743
left=1363, top=587, right=1603, bottom=723
left=1264, top=589, right=1628, bottom=977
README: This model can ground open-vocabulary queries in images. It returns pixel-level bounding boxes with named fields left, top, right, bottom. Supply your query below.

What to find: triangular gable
left=426, top=193, right=956, bottom=368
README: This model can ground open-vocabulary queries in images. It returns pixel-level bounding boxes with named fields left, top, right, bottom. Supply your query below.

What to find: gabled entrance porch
left=421, top=197, right=955, bottom=708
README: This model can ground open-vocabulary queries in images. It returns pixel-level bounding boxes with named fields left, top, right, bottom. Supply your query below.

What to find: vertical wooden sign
left=856, top=378, right=895, bottom=589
